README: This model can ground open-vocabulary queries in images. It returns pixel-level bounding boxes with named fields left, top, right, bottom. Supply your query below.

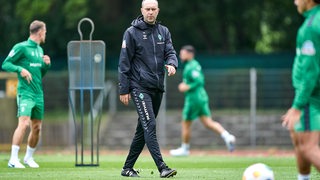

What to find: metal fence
left=18, top=69, right=291, bottom=112
left=0, top=68, right=293, bottom=147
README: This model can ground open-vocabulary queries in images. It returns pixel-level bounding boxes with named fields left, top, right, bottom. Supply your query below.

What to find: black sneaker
left=160, top=167, right=177, bottom=178
left=121, top=168, right=140, bottom=177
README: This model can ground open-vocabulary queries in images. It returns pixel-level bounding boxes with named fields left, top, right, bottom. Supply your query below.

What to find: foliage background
left=0, top=0, right=302, bottom=60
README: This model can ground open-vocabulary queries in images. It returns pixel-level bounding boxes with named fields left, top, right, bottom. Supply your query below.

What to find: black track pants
left=123, top=88, right=166, bottom=172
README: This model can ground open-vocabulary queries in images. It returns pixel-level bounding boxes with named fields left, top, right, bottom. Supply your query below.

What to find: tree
left=0, top=0, right=303, bottom=60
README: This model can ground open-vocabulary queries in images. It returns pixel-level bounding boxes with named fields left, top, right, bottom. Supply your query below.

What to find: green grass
left=0, top=153, right=319, bottom=179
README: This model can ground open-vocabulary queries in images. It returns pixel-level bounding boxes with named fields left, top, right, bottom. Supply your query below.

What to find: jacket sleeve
left=292, top=27, right=320, bottom=110
left=118, top=29, right=135, bottom=95
left=164, top=28, right=178, bottom=69
left=2, top=45, right=24, bottom=73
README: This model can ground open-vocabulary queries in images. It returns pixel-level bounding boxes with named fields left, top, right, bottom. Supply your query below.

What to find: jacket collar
left=303, top=5, right=320, bottom=18
left=27, top=38, right=39, bottom=47
left=131, top=15, right=158, bottom=30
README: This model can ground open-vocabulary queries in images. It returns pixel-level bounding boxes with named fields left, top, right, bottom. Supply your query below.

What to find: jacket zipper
left=151, top=29, right=160, bottom=88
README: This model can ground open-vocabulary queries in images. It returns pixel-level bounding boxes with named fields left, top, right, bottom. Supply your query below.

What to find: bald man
left=118, top=0, right=177, bottom=178
left=281, top=0, right=320, bottom=179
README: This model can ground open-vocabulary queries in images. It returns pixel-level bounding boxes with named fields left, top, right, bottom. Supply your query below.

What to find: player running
left=281, top=1, right=320, bottom=180
left=2, top=20, right=50, bottom=168
left=118, top=0, right=177, bottom=178
left=170, top=45, right=236, bottom=157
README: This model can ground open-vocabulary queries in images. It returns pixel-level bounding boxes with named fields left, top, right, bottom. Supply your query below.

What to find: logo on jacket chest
left=31, top=50, right=43, bottom=58
left=157, top=34, right=165, bottom=45
left=301, top=40, right=316, bottom=56
left=30, top=63, right=42, bottom=67
left=142, top=32, right=148, bottom=40
left=28, top=50, right=43, bottom=67
left=141, top=32, right=164, bottom=44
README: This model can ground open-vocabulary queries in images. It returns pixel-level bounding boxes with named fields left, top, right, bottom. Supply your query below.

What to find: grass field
left=1, top=151, right=319, bottom=180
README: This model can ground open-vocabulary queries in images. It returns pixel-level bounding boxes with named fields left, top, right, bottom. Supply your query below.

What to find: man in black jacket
left=118, top=0, right=178, bottom=178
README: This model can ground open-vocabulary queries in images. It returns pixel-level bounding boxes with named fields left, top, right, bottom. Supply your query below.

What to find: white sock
left=24, top=145, right=36, bottom=161
left=181, top=143, right=190, bottom=150
left=221, top=131, right=230, bottom=140
left=10, top=145, right=20, bottom=161
left=298, top=173, right=310, bottom=180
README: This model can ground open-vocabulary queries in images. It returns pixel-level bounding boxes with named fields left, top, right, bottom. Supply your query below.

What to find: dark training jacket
left=118, top=15, right=178, bottom=95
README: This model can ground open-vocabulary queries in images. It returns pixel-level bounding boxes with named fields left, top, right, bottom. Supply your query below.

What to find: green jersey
left=292, top=5, right=320, bottom=110
left=183, top=59, right=208, bottom=103
left=2, top=38, right=50, bottom=97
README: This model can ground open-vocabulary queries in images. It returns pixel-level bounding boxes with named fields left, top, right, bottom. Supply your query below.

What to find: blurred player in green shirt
left=170, top=45, right=235, bottom=156
left=281, top=0, right=320, bottom=179
left=2, top=20, right=50, bottom=168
